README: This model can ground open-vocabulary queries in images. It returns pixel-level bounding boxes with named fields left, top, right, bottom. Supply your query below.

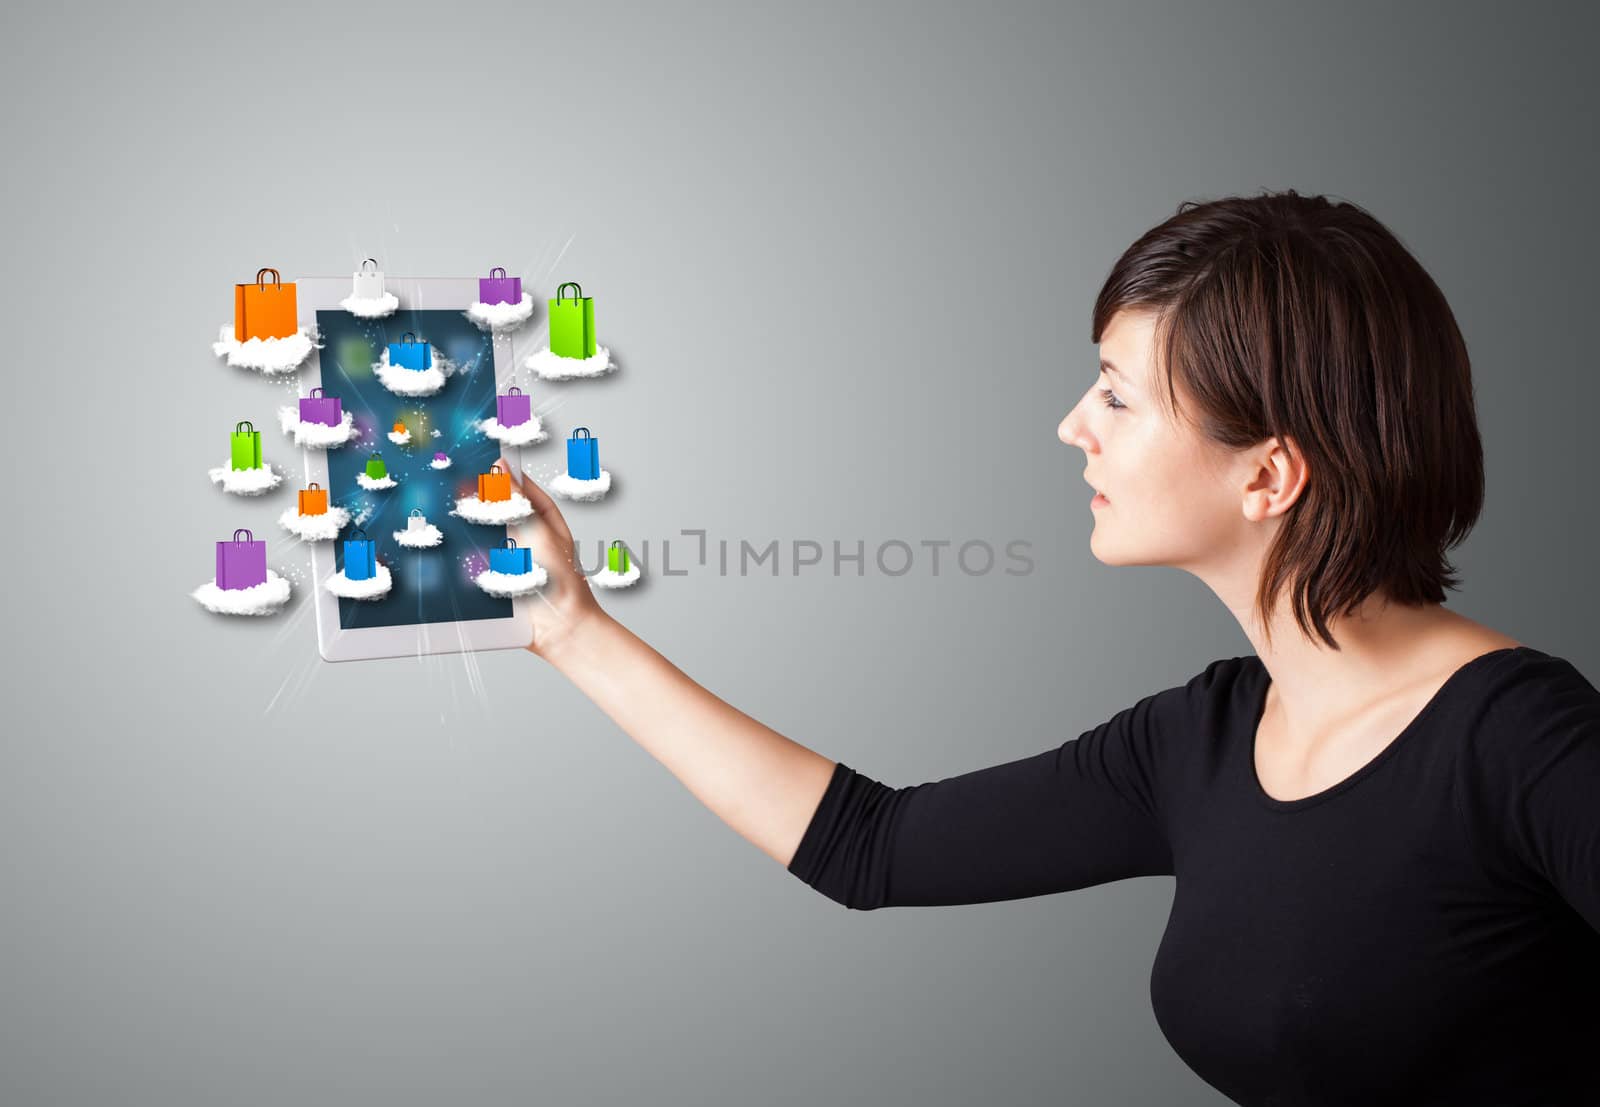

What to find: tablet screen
left=315, top=308, right=515, bottom=630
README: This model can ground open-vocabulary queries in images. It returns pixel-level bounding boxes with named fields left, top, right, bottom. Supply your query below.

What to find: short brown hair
left=1092, top=189, right=1484, bottom=650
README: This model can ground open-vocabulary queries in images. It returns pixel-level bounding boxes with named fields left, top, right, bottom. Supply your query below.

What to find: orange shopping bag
left=234, top=267, right=298, bottom=341
left=477, top=462, right=511, bottom=503
left=298, top=482, right=328, bottom=516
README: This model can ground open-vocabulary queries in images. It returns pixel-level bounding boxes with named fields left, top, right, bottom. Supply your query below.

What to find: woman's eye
left=1098, top=387, right=1126, bottom=411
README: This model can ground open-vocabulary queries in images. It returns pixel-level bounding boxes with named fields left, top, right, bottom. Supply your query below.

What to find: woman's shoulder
left=1124, top=643, right=1598, bottom=756
left=1459, top=644, right=1597, bottom=709
left=1201, top=639, right=1592, bottom=708
left=1127, top=653, right=1269, bottom=741
left=1163, top=643, right=1599, bottom=744
left=1451, top=646, right=1600, bottom=904
left=1447, top=644, right=1600, bottom=787
left=1480, top=644, right=1598, bottom=712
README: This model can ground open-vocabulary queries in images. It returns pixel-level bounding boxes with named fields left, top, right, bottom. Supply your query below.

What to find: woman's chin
left=1089, top=527, right=1139, bottom=567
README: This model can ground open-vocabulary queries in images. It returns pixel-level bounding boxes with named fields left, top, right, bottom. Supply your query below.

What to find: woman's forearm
left=538, top=612, right=838, bottom=869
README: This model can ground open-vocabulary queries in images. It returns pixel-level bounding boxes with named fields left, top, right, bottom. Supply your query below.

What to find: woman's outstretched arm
left=540, top=611, right=839, bottom=868
left=500, top=456, right=836, bottom=869
left=502, top=455, right=1184, bottom=909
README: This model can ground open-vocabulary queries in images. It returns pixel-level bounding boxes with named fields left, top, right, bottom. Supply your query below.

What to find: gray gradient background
left=3, top=1, right=1596, bottom=1104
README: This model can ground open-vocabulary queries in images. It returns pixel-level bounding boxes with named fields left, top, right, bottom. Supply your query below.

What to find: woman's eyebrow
left=1101, top=359, right=1129, bottom=382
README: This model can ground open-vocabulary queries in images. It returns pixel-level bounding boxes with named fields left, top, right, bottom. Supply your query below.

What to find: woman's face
left=1058, top=309, right=1255, bottom=571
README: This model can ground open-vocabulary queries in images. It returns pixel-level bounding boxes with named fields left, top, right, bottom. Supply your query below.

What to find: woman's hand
left=499, top=453, right=605, bottom=660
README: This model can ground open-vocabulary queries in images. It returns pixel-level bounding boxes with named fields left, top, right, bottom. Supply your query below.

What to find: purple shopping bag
left=298, top=387, right=342, bottom=427
left=496, top=386, right=531, bottom=427
left=479, top=266, right=521, bottom=305
left=216, top=528, right=267, bottom=591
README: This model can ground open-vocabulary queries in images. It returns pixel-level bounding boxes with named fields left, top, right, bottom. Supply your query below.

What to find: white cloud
left=355, top=472, right=398, bottom=491
left=549, top=469, right=612, bottom=501
left=478, top=415, right=548, bottom=446
left=525, top=345, right=615, bottom=381
left=450, top=492, right=534, bottom=524
left=192, top=570, right=293, bottom=615
left=339, top=291, right=399, bottom=318
left=208, top=461, right=283, bottom=496
left=394, top=523, right=443, bottom=548
left=372, top=347, right=457, bottom=397
left=277, top=405, right=356, bottom=448
left=474, top=565, right=549, bottom=596
left=589, top=563, right=642, bottom=589
left=325, top=562, right=393, bottom=600
left=464, top=293, right=535, bottom=333
left=277, top=505, right=351, bottom=541
left=387, top=429, right=412, bottom=445
left=429, top=456, right=452, bottom=470
left=212, top=325, right=317, bottom=375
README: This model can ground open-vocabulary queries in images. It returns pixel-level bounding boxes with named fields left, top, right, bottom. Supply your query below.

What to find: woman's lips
left=1091, top=492, right=1110, bottom=508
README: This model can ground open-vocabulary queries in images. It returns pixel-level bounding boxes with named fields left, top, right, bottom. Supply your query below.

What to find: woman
left=496, top=190, right=1600, bottom=1105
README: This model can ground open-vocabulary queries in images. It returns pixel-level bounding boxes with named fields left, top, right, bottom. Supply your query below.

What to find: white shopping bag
left=407, top=509, right=427, bottom=532
left=353, top=258, right=385, bottom=299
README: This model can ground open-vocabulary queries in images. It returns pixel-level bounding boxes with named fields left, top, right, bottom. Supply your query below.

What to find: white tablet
left=295, top=276, right=536, bottom=662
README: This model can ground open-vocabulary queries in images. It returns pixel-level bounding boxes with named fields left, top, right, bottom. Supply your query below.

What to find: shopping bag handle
left=254, top=268, right=280, bottom=289
left=502, top=538, right=518, bottom=549
left=235, top=420, right=254, bottom=433
left=370, top=452, right=382, bottom=460
left=232, top=528, right=254, bottom=543
left=610, top=540, right=625, bottom=550
left=488, top=462, right=504, bottom=474
left=349, top=528, right=368, bottom=541
left=571, top=426, right=591, bottom=439
left=306, top=482, right=321, bottom=490
left=410, top=508, right=424, bottom=518
left=399, top=331, right=418, bottom=345
left=504, top=386, right=523, bottom=396
left=307, top=387, right=324, bottom=398
left=555, top=282, right=583, bottom=302
left=489, top=266, right=507, bottom=279
left=360, top=258, right=378, bottom=273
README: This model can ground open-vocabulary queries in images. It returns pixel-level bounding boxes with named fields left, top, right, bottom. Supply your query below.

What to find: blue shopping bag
left=488, top=538, right=531, bottom=575
left=387, top=331, right=432, bottom=371
left=344, top=528, right=377, bottom=581
left=567, top=426, right=599, bottom=480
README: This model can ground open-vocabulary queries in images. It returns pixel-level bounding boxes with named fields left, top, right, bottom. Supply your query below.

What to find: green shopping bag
left=548, top=282, right=596, bottom=359
left=365, top=453, right=387, bottom=479
left=230, top=421, right=262, bottom=471
left=607, top=540, right=630, bottom=573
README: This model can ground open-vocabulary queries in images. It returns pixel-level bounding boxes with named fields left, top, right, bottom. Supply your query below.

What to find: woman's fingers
left=500, top=454, right=573, bottom=544
left=500, top=456, right=581, bottom=583
left=497, top=456, right=600, bottom=632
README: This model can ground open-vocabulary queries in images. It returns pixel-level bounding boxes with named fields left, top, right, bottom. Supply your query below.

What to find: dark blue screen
left=315, top=308, right=515, bottom=630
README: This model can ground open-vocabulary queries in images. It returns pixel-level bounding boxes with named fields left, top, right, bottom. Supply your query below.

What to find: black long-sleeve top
left=786, top=646, right=1600, bottom=1106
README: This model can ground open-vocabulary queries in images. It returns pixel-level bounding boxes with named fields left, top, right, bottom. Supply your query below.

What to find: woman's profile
left=493, top=190, right=1599, bottom=1105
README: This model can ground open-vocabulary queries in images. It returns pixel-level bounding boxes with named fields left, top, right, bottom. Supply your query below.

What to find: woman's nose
left=1059, top=401, right=1093, bottom=450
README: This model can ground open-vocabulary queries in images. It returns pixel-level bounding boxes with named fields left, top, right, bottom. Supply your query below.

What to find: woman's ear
left=1242, top=436, right=1310, bottom=520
